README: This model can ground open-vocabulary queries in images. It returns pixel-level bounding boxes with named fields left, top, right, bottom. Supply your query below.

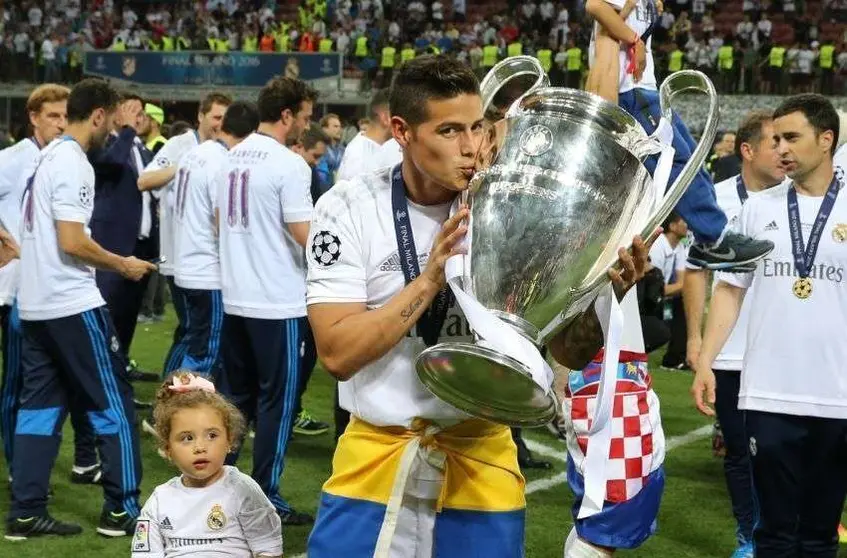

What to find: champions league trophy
left=416, top=57, right=720, bottom=427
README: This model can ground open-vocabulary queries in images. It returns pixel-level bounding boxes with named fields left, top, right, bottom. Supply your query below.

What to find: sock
left=564, top=527, right=615, bottom=558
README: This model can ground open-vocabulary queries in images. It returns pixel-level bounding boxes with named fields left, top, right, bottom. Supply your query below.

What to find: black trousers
left=714, top=370, right=757, bottom=544
left=661, top=297, right=687, bottom=367
left=746, top=410, right=847, bottom=557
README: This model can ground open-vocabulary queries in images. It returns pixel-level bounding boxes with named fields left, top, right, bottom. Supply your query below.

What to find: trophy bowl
left=417, top=65, right=719, bottom=427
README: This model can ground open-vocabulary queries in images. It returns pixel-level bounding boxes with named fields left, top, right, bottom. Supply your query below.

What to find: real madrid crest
left=207, top=504, right=227, bottom=531
left=833, top=224, right=847, bottom=243
left=519, top=125, right=553, bottom=157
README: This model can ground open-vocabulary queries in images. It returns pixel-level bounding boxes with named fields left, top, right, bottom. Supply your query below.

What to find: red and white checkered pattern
left=565, top=381, right=665, bottom=503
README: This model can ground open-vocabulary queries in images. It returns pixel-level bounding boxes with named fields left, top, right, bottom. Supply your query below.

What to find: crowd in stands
left=0, top=0, right=846, bottom=94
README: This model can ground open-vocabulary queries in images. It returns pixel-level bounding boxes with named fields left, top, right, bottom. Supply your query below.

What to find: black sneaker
left=292, top=410, right=330, bottom=436
left=5, top=515, right=82, bottom=541
left=96, top=509, right=136, bottom=537
left=70, top=464, right=102, bottom=485
left=278, top=508, right=314, bottom=526
left=687, top=232, right=774, bottom=271
left=126, top=360, right=160, bottom=383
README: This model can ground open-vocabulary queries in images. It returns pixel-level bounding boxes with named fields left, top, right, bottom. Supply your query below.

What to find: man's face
left=198, top=102, right=229, bottom=139
left=91, top=107, right=114, bottom=150
left=302, top=140, right=326, bottom=168
left=137, top=111, right=152, bottom=137
left=322, top=116, right=342, bottom=141
left=399, top=93, right=485, bottom=192
left=748, top=121, right=785, bottom=185
left=774, top=110, right=833, bottom=181
left=291, top=100, right=314, bottom=138
left=30, top=99, right=67, bottom=143
left=716, top=132, right=736, bottom=157
left=670, top=217, right=688, bottom=238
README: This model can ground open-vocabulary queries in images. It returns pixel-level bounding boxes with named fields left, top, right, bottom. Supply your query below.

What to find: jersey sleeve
left=716, top=198, right=755, bottom=289
left=236, top=473, right=283, bottom=557
left=144, top=135, right=183, bottom=172
left=280, top=157, right=313, bottom=223
left=131, top=491, right=165, bottom=557
left=51, top=156, right=93, bottom=223
left=307, top=189, right=367, bottom=304
left=603, top=0, right=627, bottom=9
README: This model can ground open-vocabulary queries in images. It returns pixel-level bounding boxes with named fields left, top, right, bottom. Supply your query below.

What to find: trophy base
left=415, top=342, right=558, bottom=427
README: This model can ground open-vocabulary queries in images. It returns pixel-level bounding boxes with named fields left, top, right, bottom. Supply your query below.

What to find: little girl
left=131, top=372, right=283, bottom=557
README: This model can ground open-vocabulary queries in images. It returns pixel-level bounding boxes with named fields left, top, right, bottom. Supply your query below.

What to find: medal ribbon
left=736, top=174, right=748, bottom=204
left=390, top=164, right=453, bottom=346
left=787, top=176, right=840, bottom=279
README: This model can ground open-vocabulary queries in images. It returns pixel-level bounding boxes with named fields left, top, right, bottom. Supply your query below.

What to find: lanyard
left=787, top=176, right=840, bottom=278
left=735, top=174, right=748, bottom=204
left=390, top=164, right=452, bottom=346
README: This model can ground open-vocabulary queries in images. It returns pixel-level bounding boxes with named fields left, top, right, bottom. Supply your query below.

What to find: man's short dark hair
left=773, top=94, right=840, bottom=156
left=221, top=101, right=259, bottom=139
left=200, top=92, right=233, bottom=115
left=662, top=210, right=684, bottom=231
left=734, top=110, right=773, bottom=159
left=389, top=55, right=480, bottom=127
left=367, top=88, right=390, bottom=121
left=120, top=92, right=144, bottom=105
left=67, top=78, right=121, bottom=123
left=302, top=124, right=331, bottom=150
left=257, top=77, right=319, bottom=123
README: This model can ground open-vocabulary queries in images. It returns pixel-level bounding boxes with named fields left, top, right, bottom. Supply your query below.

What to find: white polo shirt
left=218, top=132, right=313, bottom=319
left=173, top=140, right=227, bottom=291
left=0, top=138, right=40, bottom=305
left=717, top=179, right=847, bottom=418
left=19, top=137, right=105, bottom=320
left=143, top=130, right=200, bottom=277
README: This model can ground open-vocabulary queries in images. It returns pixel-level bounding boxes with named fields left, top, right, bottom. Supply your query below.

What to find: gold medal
left=793, top=277, right=813, bottom=299
left=833, top=224, right=847, bottom=243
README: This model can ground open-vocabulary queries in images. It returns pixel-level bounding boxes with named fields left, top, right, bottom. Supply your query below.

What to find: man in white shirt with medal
left=685, top=110, right=785, bottom=558
left=693, top=94, right=847, bottom=556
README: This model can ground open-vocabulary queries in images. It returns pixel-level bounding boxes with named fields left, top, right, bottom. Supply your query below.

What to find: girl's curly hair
left=153, top=371, right=246, bottom=452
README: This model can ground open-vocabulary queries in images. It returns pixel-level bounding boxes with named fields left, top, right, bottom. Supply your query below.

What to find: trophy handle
left=637, top=69, right=720, bottom=240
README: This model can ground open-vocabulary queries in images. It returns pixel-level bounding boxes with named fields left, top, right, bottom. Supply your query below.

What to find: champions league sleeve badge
left=311, top=230, right=342, bottom=267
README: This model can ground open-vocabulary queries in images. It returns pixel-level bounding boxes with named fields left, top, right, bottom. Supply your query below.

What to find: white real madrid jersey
left=307, top=169, right=477, bottom=428
left=144, top=130, right=200, bottom=276
left=18, top=138, right=105, bottom=321
left=0, top=138, right=40, bottom=306
left=131, top=466, right=282, bottom=558
left=218, top=132, right=313, bottom=319
left=589, top=0, right=658, bottom=94
left=835, top=143, right=846, bottom=176
left=717, top=180, right=847, bottom=418
left=374, top=137, right=403, bottom=170
left=336, top=132, right=383, bottom=182
left=173, top=140, right=227, bottom=291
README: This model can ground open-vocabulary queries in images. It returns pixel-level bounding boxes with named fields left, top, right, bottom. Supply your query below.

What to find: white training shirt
left=704, top=175, right=774, bottom=371
left=835, top=143, right=846, bottom=175
left=143, top=130, right=200, bottom=276
left=173, top=140, right=227, bottom=291
left=0, top=138, right=40, bottom=306
left=648, top=233, right=686, bottom=284
left=307, top=169, right=478, bottom=428
left=336, top=132, right=383, bottom=182
left=589, top=0, right=658, bottom=94
left=131, top=466, right=282, bottom=558
left=717, top=180, right=847, bottom=419
left=218, top=132, right=313, bottom=319
left=18, top=138, right=105, bottom=320
left=374, top=137, right=403, bottom=170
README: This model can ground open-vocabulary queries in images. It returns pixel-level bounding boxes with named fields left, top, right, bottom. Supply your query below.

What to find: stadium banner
left=84, top=51, right=343, bottom=86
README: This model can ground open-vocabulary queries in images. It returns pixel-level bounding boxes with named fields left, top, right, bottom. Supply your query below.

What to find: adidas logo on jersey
left=161, top=516, right=174, bottom=530
left=379, top=252, right=427, bottom=272
left=764, top=221, right=779, bottom=231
